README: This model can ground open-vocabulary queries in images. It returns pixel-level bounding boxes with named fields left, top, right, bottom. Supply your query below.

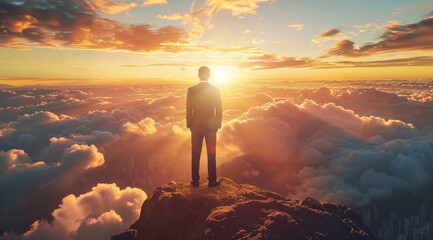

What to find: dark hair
left=199, top=66, right=210, bottom=75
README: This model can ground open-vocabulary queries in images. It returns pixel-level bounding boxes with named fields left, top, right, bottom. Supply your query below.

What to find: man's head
left=198, top=66, right=210, bottom=81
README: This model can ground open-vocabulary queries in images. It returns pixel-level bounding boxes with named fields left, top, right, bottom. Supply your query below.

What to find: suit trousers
left=191, top=128, right=217, bottom=182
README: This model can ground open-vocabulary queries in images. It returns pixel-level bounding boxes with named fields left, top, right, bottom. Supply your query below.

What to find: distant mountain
left=0, top=84, right=14, bottom=89
left=0, top=83, right=55, bottom=90
left=112, top=178, right=376, bottom=240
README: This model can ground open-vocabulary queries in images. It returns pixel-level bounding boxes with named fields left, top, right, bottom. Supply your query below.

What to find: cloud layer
left=219, top=98, right=433, bottom=206
left=1, top=81, right=432, bottom=237
left=239, top=54, right=433, bottom=70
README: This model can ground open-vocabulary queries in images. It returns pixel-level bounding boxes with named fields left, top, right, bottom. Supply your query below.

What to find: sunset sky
left=2, top=2, right=433, bottom=239
left=1, top=0, right=432, bottom=85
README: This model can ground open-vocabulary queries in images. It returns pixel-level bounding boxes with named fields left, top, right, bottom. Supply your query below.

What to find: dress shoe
left=191, top=181, right=199, bottom=187
left=208, top=179, right=220, bottom=187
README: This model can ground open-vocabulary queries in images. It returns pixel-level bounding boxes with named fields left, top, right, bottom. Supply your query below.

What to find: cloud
left=353, top=23, right=374, bottom=34
left=0, top=149, right=33, bottom=171
left=0, top=127, right=15, bottom=138
left=322, top=39, right=361, bottom=57
left=0, top=0, right=186, bottom=52
left=0, top=88, right=113, bottom=124
left=1, top=183, right=146, bottom=240
left=87, top=0, right=137, bottom=14
left=239, top=53, right=433, bottom=70
left=1, top=83, right=433, bottom=237
left=0, top=85, right=216, bottom=235
left=238, top=54, right=314, bottom=70
left=0, top=106, right=150, bottom=156
left=157, top=0, right=274, bottom=38
left=0, top=143, right=106, bottom=234
left=320, top=28, right=341, bottom=38
left=219, top=99, right=433, bottom=207
left=61, top=144, right=105, bottom=170
left=288, top=24, right=304, bottom=31
left=0, top=106, right=158, bottom=234
left=123, top=117, right=157, bottom=136
left=120, top=62, right=199, bottom=68
left=323, top=16, right=433, bottom=57
left=142, top=0, right=168, bottom=6
left=316, top=56, right=433, bottom=69
left=296, top=86, right=433, bottom=128
left=0, top=111, right=81, bottom=154
left=0, top=87, right=187, bottom=235
left=311, top=28, right=342, bottom=44
left=217, top=0, right=274, bottom=16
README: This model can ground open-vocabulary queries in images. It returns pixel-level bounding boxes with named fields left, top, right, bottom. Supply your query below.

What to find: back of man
left=187, top=83, right=221, bottom=131
left=186, top=66, right=222, bottom=187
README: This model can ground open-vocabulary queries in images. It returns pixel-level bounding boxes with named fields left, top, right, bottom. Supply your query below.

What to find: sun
left=212, top=67, right=231, bottom=85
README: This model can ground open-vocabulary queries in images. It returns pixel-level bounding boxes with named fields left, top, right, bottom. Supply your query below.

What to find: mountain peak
left=113, top=178, right=375, bottom=240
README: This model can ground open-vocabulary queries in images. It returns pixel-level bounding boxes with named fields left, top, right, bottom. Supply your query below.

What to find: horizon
left=1, top=78, right=433, bottom=88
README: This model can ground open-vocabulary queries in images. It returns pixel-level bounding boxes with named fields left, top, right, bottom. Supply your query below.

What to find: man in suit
left=186, top=66, right=222, bottom=187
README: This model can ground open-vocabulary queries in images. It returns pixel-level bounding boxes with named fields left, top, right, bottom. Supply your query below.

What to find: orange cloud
left=0, top=0, right=186, bottom=52
left=157, top=0, right=274, bottom=39
left=311, top=28, right=342, bottom=44
left=319, top=28, right=341, bottom=38
left=288, top=24, right=304, bottom=31
left=239, top=54, right=433, bottom=70
left=62, top=144, right=105, bottom=170
left=123, top=117, right=157, bottom=136
left=0, top=149, right=32, bottom=171
left=323, top=16, right=433, bottom=57
left=87, top=0, right=137, bottom=14
left=1, top=14, right=38, bottom=33
left=218, top=0, right=274, bottom=16
left=238, top=54, right=314, bottom=70
left=142, top=0, right=168, bottom=6
left=316, top=56, right=433, bottom=69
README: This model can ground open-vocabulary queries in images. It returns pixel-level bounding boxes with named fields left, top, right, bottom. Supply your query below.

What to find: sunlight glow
left=212, top=66, right=236, bottom=85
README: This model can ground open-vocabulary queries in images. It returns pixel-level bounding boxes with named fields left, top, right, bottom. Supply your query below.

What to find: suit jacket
left=186, top=82, right=222, bottom=131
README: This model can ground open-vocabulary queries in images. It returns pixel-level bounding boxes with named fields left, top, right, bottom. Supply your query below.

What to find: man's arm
left=186, top=88, right=193, bottom=128
left=215, top=89, right=222, bottom=129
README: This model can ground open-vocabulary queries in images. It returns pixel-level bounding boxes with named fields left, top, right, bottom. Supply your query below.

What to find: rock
left=300, top=196, right=325, bottom=211
left=111, top=229, right=137, bottom=240
left=128, top=178, right=376, bottom=240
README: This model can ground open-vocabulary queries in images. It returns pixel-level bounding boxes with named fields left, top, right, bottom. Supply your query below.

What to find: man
left=186, top=66, right=222, bottom=187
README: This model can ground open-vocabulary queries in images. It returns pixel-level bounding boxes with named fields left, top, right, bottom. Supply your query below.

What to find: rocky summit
left=112, top=178, right=376, bottom=240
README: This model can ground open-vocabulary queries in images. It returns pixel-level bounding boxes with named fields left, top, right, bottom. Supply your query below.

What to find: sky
left=0, top=0, right=433, bottom=86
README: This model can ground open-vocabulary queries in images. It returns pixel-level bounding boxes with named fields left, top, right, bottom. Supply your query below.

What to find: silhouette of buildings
left=363, top=203, right=433, bottom=240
